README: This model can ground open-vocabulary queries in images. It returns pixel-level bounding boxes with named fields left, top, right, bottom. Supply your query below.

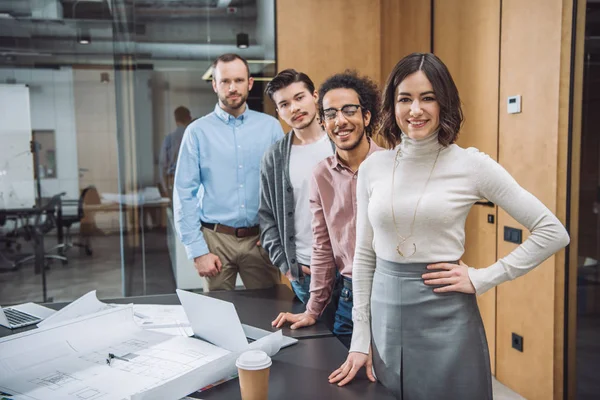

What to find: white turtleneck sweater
left=349, top=132, right=570, bottom=354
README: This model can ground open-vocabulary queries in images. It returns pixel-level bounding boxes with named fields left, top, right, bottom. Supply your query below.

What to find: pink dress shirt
left=305, top=140, right=382, bottom=319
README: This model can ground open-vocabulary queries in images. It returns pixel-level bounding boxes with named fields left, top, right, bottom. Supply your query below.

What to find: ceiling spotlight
left=78, top=28, right=91, bottom=45
left=236, top=33, right=249, bottom=49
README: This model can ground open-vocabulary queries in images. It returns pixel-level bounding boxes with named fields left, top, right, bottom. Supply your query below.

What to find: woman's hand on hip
left=328, top=348, right=376, bottom=386
left=422, top=260, right=476, bottom=294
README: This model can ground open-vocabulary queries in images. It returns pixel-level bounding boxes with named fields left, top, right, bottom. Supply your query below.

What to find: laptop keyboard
left=5, top=308, right=41, bottom=328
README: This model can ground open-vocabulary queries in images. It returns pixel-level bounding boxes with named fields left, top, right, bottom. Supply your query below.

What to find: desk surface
left=0, top=285, right=332, bottom=339
left=106, top=285, right=332, bottom=339
left=197, top=336, right=395, bottom=400
left=0, top=288, right=394, bottom=399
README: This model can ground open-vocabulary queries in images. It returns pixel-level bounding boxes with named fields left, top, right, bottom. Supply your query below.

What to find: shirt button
left=291, top=258, right=296, bottom=264
left=286, top=187, right=292, bottom=193
left=353, top=175, right=357, bottom=179
left=289, top=236, right=294, bottom=241
left=287, top=212, right=293, bottom=217
left=241, top=204, right=245, bottom=208
left=239, top=165, right=243, bottom=169
left=239, top=184, right=244, bottom=188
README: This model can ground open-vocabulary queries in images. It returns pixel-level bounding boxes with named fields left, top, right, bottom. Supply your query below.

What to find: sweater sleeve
left=467, top=149, right=570, bottom=295
left=349, top=160, right=377, bottom=354
left=258, top=150, right=289, bottom=275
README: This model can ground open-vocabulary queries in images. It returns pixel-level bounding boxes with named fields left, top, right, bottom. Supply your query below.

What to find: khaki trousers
left=202, top=227, right=281, bottom=291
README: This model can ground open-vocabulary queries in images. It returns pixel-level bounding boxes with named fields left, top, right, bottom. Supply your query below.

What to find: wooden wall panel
left=276, top=0, right=382, bottom=89
left=433, top=0, right=501, bottom=377
left=462, top=204, right=498, bottom=375
left=496, top=1, right=572, bottom=399
left=380, top=0, right=431, bottom=85
left=433, top=0, right=500, bottom=160
left=566, top=3, right=586, bottom=398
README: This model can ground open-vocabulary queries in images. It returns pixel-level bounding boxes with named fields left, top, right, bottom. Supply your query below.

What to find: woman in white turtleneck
left=328, top=53, right=570, bottom=399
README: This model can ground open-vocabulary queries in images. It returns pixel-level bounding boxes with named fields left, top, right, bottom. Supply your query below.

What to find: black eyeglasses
left=322, top=104, right=362, bottom=121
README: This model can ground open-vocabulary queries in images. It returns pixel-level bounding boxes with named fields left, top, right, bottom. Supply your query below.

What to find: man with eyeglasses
left=272, top=70, right=382, bottom=348
left=259, top=69, right=334, bottom=304
left=174, top=53, right=283, bottom=291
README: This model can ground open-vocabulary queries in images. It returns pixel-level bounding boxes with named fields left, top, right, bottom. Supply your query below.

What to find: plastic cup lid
left=236, top=350, right=272, bottom=370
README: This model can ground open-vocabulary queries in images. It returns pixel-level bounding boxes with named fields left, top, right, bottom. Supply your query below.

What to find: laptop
left=176, top=289, right=298, bottom=352
left=0, top=302, right=56, bottom=329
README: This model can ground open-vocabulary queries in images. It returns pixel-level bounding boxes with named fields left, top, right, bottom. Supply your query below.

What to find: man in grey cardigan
left=259, top=69, right=334, bottom=303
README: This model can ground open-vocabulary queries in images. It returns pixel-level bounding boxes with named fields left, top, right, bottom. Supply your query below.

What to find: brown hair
left=317, top=70, right=381, bottom=137
left=380, top=53, right=463, bottom=149
left=264, top=69, right=316, bottom=102
left=211, top=53, right=250, bottom=79
left=174, top=106, right=191, bottom=123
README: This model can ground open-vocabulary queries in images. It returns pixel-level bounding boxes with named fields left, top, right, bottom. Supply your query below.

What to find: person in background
left=174, top=53, right=283, bottom=291
left=159, top=106, right=192, bottom=197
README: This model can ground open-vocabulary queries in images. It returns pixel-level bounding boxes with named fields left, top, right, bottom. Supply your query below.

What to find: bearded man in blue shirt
left=174, top=53, right=283, bottom=291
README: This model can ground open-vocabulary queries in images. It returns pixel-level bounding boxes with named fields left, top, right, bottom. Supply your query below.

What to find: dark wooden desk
left=0, top=285, right=332, bottom=340
left=106, top=285, right=332, bottom=339
left=197, top=337, right=395, bottom=400
left=0, top=287, right=394, bottom=399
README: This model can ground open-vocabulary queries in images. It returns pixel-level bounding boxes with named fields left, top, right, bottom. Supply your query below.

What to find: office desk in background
left=0, top=285, right=394, bottom=399
left=86, top=198, right=170, bottom=229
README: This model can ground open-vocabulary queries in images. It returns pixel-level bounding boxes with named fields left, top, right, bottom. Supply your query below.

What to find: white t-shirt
left=289, top=134, right=334, bottom=265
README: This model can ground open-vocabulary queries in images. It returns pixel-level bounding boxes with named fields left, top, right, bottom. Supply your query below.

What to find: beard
left=292, top=112, right=317, bottom=130
left=219, top=92, right=248, bottom=110
left=334, top=128, right=366, bottom=151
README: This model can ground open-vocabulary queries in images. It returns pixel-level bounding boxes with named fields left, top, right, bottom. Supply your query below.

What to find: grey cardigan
left=258, top=130, right=335, bottom=280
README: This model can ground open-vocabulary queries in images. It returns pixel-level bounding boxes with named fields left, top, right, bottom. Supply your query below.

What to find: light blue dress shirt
left=174, top=104, right=284, bottom=259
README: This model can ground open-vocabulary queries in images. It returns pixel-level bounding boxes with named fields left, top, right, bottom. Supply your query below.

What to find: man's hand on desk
left=193, top=253, right=222, bottom=277
left=272, top=311, right=316, bottom=330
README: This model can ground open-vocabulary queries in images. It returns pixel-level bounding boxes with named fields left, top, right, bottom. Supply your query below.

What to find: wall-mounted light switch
left=504, top=226, right=523, bottom=244
left=507, top=95, right=521, bottom=114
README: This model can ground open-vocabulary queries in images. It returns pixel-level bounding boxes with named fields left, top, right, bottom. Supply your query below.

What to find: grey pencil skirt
left=371, top=258, right=493, bottom=400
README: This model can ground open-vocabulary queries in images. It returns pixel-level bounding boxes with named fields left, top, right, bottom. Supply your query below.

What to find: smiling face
left=272, top=81, right=318, bottom=130
left=394, top=70, right=440, bottom=141
left=322, top=88, right=371, bottom=151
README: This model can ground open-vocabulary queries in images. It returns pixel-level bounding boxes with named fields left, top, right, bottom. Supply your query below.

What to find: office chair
left=0, top=212, right=18, bottom=271
left=14, top=193, right=68, bottom=268
left=60, top=186, right=95, bottom=256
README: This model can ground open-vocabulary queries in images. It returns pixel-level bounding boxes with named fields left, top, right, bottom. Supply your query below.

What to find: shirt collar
left=330, top=138, right=381, bottom=171
left=213, top=103, right=250, bottom=124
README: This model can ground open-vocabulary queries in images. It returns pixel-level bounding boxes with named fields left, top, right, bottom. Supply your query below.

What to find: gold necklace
left=391, top=146, right=441, bottom=257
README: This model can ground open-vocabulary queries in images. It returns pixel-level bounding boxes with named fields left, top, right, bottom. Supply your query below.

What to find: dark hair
left=211, top=53, right=250, bottom=78
left=264, top=69, right=315, bottom=102
left=380, top=53, right=463, bottom=149
left=174, top=106, right=191, bottom=123
left=317, top=70, right=381, bottom=137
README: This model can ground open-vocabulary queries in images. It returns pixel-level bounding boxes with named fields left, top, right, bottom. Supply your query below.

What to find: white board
left=0, top=84, right=35, bottom=208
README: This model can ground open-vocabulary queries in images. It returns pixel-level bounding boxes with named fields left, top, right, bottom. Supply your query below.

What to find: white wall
left=134, top=70, right=155, bottom=187
left=0, top=67, right=79, bottom=199
left=72, top=68, right=119, bottom=231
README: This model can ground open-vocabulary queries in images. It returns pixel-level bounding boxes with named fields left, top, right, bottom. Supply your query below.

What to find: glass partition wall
left=0, top=0, right=276, bottom=304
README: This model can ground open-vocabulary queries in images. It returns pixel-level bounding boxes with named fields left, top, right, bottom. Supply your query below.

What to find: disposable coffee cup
left=236, top=350, right=272, bottom=400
